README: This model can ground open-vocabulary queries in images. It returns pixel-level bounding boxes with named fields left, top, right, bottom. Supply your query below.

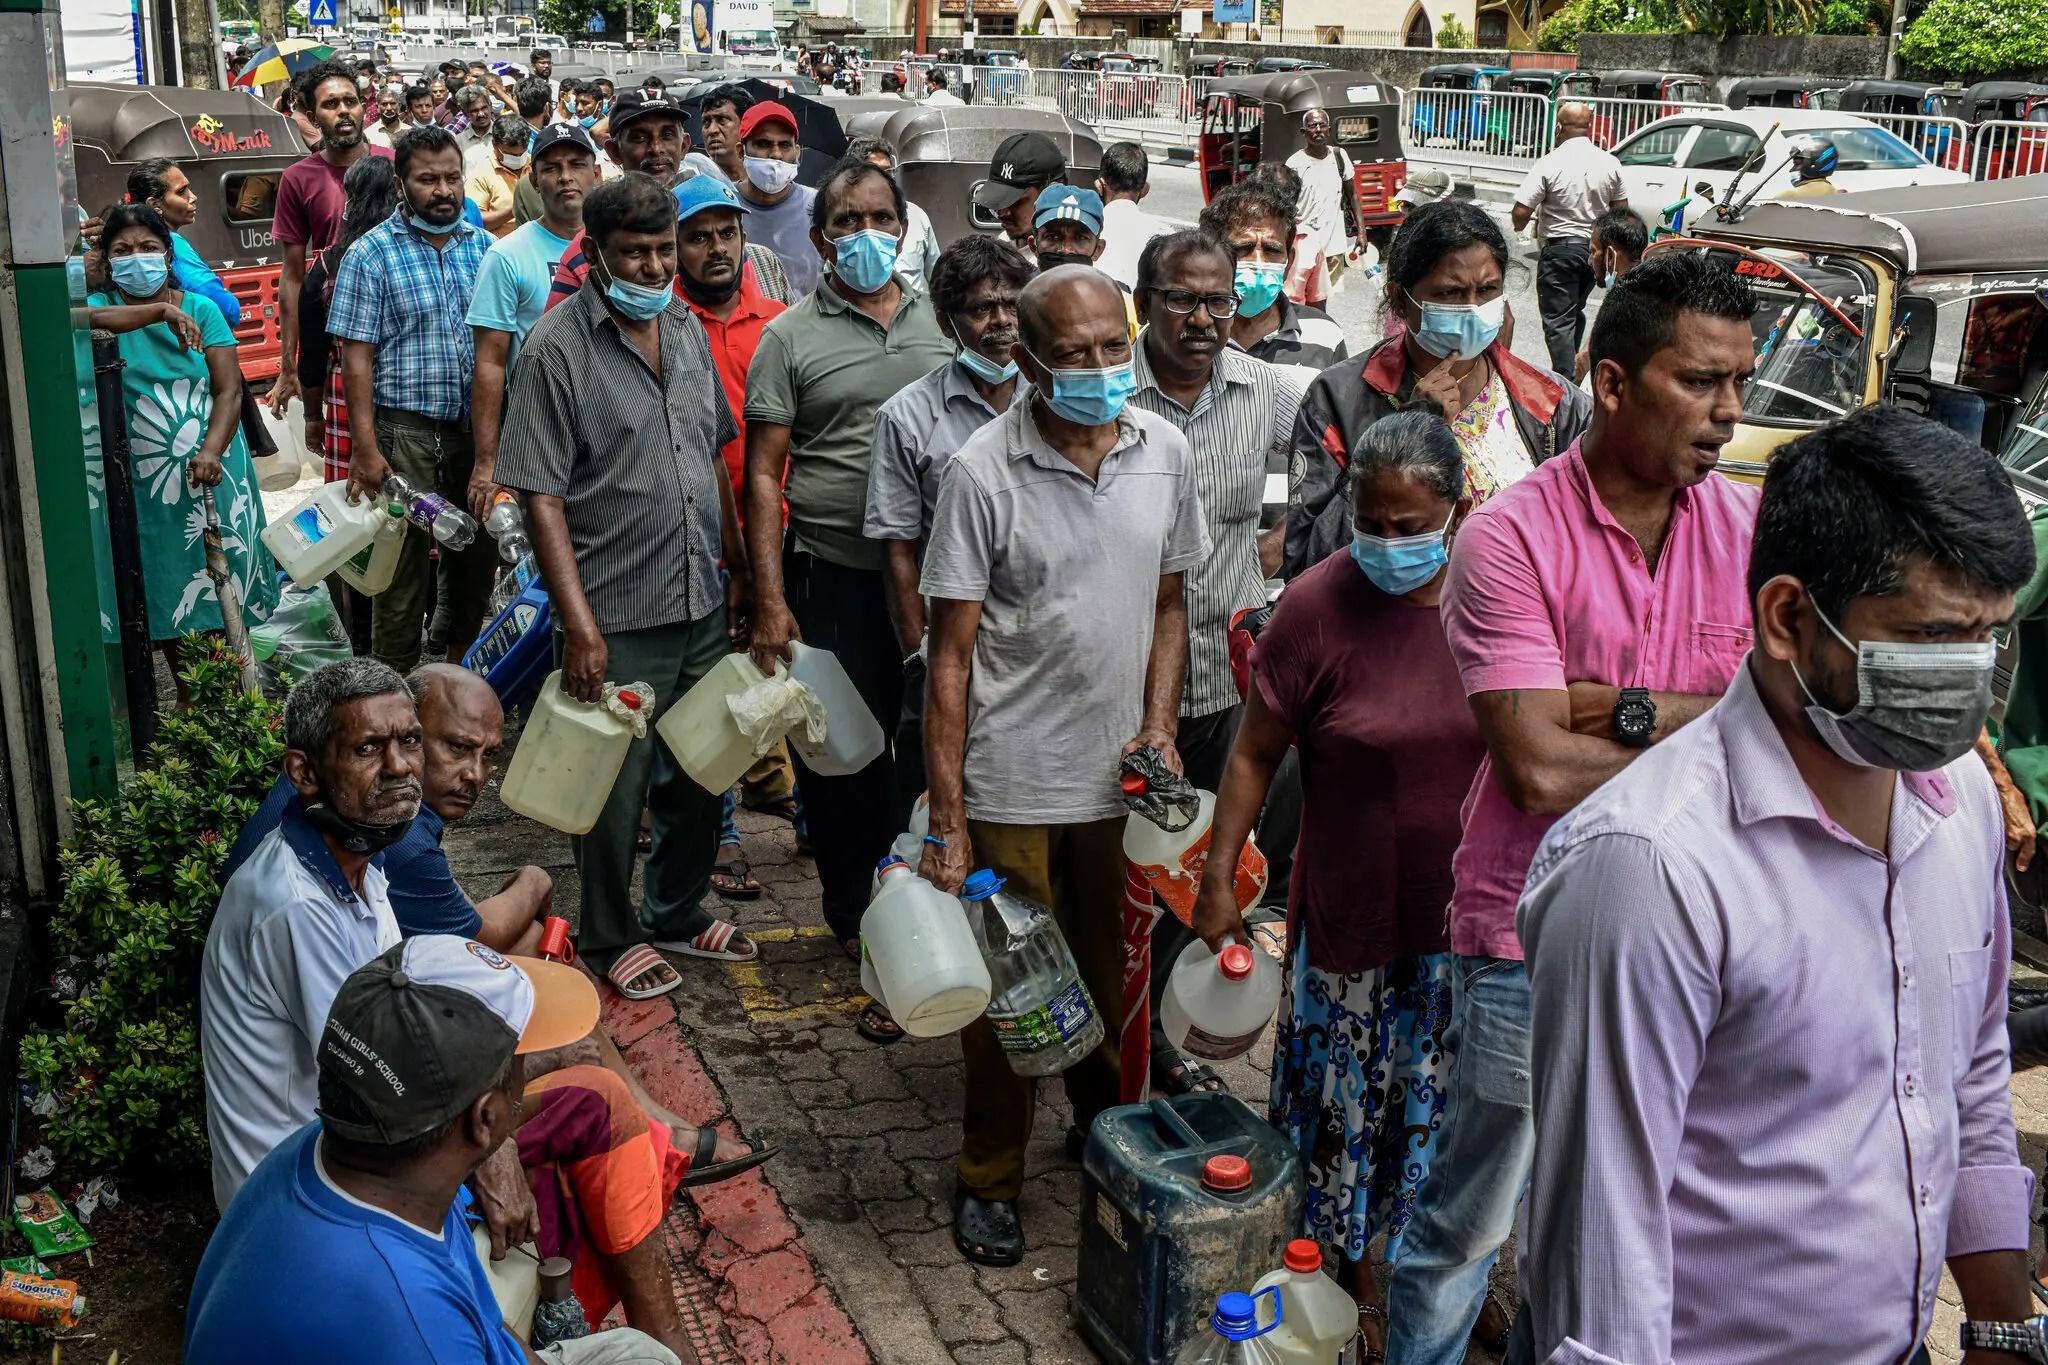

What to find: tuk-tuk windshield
left=1726, top=250, right=1875, bottom=429
left=2002, top=382, right=2048, bottom=495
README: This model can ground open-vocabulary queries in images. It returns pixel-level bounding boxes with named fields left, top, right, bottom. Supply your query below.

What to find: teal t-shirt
left=465, top=219, right=575, bottom=364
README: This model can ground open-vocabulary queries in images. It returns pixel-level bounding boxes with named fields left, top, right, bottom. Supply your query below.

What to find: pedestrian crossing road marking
left=727, top=925, right=873, bottom=1023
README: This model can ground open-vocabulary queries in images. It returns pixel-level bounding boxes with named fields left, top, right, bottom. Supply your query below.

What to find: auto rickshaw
left=1089, top=53, right=1171, bottom=121
left=1962, top=82, right=2048, bottom=179
left=1408, top=63, right=1511, bottom=148
left=1501, top=68, right=1599, bottom=142
left=70, top=82, right=308, bottom=385
left=1589, top=69, right=1712, bottom=146
left=1828, top=79, right=1968, bottom=168
left=1198, top=68, right=1405, bottom=231
left=838, top=104, right=1100, bottom=246
left=1725, top=76, right=1844, bottom=110
left=974, top=49, right=1028, bottom=105
left=1251, top=57, right=1328, bottom=73
left=1190, top=53, right=1253, bottom=79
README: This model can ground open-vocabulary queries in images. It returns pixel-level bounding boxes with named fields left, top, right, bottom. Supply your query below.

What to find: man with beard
left=735, top=102, right=819, bottom=297
left=267, top=60, right=392, bottom=426
left=365, top=83, right=404, bottom=149
left=328, top=124, right=495, bottom=673
left=451, top=83, right=496, bottom=154
left=1127, top=229, right=1306, bottom=1095
left=697, top=83, right=753, bottom=185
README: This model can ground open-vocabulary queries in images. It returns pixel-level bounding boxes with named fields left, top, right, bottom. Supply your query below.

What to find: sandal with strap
left=653, top=920, right=757, bottom=963
left=606, top=944, right=681, bottom=1001
left=678, top=1125, right=779, bottom=1189
left=711, top=851, right=763, bottom=900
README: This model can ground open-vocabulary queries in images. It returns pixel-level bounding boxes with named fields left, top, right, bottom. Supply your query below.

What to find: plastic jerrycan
left=1253, top=1241, right=1358, bottom=1364
left=1173, top=1291, right=1285, bottom=1365
left=1076, top=1092, right=1306, bottom=1365
left=1123, top=784, right=1270, bottom=926
left=1159, top=938, right=1283, bottom=1064
left=785, top=641, right=885, bottom=776
left=334, top=501, right=410, bottom=596
left=860, top=857, right=992, bottom=1037
left=260, top=481, right=392, bottom=589
left=659, top=653, right=771, bottom=795
left=500, top=674, right=645, bottom=835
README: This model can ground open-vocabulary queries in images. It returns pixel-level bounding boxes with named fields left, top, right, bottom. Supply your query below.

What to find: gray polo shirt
left=745, top=275, right=954, bottom=571
left=1130, top=339, right=1305, bottom=718
left=863, top=358, right=1016, bottom=543
left=494, top=279, right=734, bottom=634
left=920, top=400, right=1211, bottom=825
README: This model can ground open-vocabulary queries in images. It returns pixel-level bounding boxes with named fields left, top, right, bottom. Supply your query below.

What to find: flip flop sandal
left=711, top=853, right=763, bottom=900
left=952, top=1186, right=1024, bottom=1266
left=678, top=1126, right=779, bottom=1189
left=1357, top=1303, right=1389, bottom=1364
left=745, top=795, right=801, bottom=823
left=606, top=944, right=682, bottom=1001
left=855, top=1000, right=905, bottom=1045
left=1157, top=1052, right=1229, bottom=1096
left=1248, top=920, right=1288, bottom=960
left=653, top=920, right=758, bottom=963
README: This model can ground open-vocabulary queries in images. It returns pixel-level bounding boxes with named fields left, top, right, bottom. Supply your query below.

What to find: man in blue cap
left=1030, top=182, right=1137, bottom=336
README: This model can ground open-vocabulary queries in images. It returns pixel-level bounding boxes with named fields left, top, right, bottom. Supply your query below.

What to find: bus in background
left=486, top=14, right=533, bottom=47
left=719, top=0, right=781, bottom=69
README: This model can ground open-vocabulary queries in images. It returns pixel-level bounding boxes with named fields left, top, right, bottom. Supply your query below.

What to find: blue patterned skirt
left=1266, top=931, right=1456, bottom=1262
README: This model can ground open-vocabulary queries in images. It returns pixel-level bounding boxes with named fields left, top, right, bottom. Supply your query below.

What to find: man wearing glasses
left=1128, top=229, right=1307, bottom=1097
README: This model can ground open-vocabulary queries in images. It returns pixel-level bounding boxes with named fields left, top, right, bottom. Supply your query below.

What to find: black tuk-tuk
left=1199, top=68, right=1405, bottom=225
left=1409, top=63, right=1509, bottom=145
left=1725, top=76, right=1843, bottom=109
left=1251, top=56, right=1327, bottom=73
left=69, top=82, right=308, bottom=384
left=1828, top=79, right=1969, bottom=169
left=1190, top=53, right=1253, bottom=79
left=1502, top=68, right=1596, bottom=101
left=1962, top=82, right=2048, bottom=179
left=839, top=105, right=1100, bottom=246
left=1588, top=69, right=1710, bottom=146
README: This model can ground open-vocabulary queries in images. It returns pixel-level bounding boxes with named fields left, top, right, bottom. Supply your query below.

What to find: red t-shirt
left=272, top=147, right=394, bottom=254
left=1253, top=552, right=1483, bottom=974
left=683, top=273, right=786, bottom=498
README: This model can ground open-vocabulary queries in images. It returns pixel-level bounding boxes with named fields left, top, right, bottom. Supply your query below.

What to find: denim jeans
left=720, top=786, right=741, bottom=847
left=1385, top=955, right=1533, bottom=1365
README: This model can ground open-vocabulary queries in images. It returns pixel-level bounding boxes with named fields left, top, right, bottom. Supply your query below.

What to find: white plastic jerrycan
left=1254, top=1240, right=1358, bottom=1364
left=861, top=857, right=992, bottom=1037
left=334, top=501, right=410, bottom=596
left=1123, top=788, right=1269, bottom=927
left=658, top=653, right=788, bottom=795
left=1159, top=937, right=1282, bottom=1063
left=260, top=481, right=394, bottom=589
left=501, top=675, right=651, bottom=835
left=785, top=641, right=885, bottom=776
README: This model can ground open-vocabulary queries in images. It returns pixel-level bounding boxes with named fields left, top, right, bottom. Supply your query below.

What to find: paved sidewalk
left=446, top=765, right=2048, bottom=1364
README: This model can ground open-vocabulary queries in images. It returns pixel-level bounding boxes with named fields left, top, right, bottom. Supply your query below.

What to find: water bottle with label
left=483, top=491, right=536, bottom=612
left=963, top=870, right=1105, bottom=1077
left=383, top=471, right=478, bottom=548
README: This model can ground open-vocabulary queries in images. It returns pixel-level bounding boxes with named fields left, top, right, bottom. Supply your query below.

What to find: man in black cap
left=973, top=130, right=1067, bottom=255
left=186, top=936, right=686, bottom=1364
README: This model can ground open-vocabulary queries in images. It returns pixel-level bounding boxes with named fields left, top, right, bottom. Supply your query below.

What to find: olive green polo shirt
left=743, top=274, right=954, bottom=570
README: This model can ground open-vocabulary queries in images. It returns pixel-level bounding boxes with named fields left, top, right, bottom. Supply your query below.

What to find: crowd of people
left=84, top=47, right=2044, bottom=1365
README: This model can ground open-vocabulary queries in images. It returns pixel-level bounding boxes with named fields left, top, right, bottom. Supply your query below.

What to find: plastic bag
left=602, top=682, right=654, bottom=738
left=726, top=670, right=826, bottom=755
left=1119, top=745, right=1199, bottom=832
left=248, top=580, right=352, bottom=696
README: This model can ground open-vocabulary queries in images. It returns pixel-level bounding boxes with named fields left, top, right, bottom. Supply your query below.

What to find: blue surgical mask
left=1413, top=296, right=1506, bottom=361
left=956, top=345, right=1018, bottom=384
left=831, top=228, right=899, bottom=294
left=409, top=212, right=457, bottom=236
left=1028, top=349, right=1137, bottom=426
left=579, top=114, right=598, bottom=128
left=111, top=252, right=169, bottom=298
left=1603, top=270, right=1617, bottom=289
left=605, top=274, right=673, bottom=321
left=1350, top=524, right=1450, bottom=596
left=1233, top=261, right=1286, bottom=316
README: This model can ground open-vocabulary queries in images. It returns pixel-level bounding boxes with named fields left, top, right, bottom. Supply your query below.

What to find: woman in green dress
left=87, top=202, right=279, bottom=698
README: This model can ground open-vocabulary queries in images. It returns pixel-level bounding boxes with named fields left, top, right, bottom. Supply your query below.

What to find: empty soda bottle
left=383, top=472, right=477, bottom=549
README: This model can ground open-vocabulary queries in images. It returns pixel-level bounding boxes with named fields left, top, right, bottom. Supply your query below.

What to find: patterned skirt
left=1267, top=930, right=1456, bottom=1262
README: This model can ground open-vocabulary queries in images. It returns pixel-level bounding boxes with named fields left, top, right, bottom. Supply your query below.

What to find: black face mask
left=678, top=268, right=741, bottom=307
left=1034, top=249, right=1094, bottom=272
left=301, top=798, right=414, bottom=855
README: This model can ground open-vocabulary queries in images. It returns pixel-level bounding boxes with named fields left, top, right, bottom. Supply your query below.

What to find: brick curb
left=604, top=989, right=875, bottom=1365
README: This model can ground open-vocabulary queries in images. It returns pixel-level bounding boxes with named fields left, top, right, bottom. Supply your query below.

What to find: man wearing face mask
left=1030, top=185, right=1140, bottom=338
left=744, top=158, right=953, bottom=1002
left=1514, top=404, right=2040, bottom=1365
left=328, top=126, right=494, bottom=677
left=972, top=131, right=1066, bottom=256
left=1511, top=100, right=1627, bottom=377
left=463, top=115, right=528, bottom=237
left=734, top=102, right=820, bottom=297
left=365, top=84, right=404, bottom=149
left=918, top=266, right=1211, bottom=1264
left=1382, top=250, right=1762, bottom=1363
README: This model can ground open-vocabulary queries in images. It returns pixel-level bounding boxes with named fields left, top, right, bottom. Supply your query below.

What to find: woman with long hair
left=126, top=157, right=242, bottom=327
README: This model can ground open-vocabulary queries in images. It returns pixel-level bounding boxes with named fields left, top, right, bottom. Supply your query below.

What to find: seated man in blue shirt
left=187, top=934, right=681, bottom=1365
left=228, top=664, right=551, bottom=954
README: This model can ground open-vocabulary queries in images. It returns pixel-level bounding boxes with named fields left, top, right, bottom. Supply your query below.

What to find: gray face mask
left=1792, top=602, right=1997, bottom=772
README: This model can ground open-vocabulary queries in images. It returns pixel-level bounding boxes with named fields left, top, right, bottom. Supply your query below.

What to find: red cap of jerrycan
left=1218, top=944, right=1255, bottom=981
left=1202, top=1154, right=1252, bottom=1193
left=1284, top=1239, right=1322, bottom=1274
left=618, top=690, right=641, bottom=711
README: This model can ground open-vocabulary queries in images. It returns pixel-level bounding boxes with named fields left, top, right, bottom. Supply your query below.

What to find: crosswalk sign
left=308, top=0, right=337, bottom=27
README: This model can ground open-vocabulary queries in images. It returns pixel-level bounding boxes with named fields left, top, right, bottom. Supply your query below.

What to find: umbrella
left=232, top=37, right=336, bottom=89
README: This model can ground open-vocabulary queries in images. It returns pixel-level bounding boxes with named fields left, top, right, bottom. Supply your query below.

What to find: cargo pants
left=369, top=406, right=496, bottom=672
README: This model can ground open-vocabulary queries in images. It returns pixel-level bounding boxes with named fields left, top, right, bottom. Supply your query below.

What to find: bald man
left=917, top=267, right=1212, bottom=1266
left=1512, top=100, right=1627, bottom=374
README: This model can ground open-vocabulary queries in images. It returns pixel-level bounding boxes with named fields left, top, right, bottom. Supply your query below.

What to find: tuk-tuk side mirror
left=1893, top=294, right=1937, bottom=375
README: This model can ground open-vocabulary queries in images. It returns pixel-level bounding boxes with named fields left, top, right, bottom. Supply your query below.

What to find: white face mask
left=499, top=151, right=529, bottom=170
left=744, top=155, right=799, bottom=195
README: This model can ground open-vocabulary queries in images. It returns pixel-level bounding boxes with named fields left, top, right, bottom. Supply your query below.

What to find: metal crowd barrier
left=1401, top=88, right=1559, bottom=159
left=1851, top=112, right=1973, bottom=173
left=1580, top=96, right=1728, bottom=150
left=1970, top=119, right=2048, bottom=180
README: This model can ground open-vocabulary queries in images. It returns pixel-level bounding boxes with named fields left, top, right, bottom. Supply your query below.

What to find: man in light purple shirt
left=1387, top=252, right=1763, bottom=1362
left=1516, top=404, right=2041, bottom=1365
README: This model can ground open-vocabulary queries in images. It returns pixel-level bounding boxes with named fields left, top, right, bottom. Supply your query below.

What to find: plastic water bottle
left=963, top=870, right=1105, bottom=1077
left=1159, top=938, right=1282, bottom=1063
left=1253, top=1241, right=1358, bottom=1364
left=484, top=490, right=532, bottom=564
left=383, top=471, right=478, bottom=548
left=1173, top=1290, right=1284, bottom=1364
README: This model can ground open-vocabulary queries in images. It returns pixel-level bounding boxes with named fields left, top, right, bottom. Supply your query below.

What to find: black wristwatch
left=1613, top=687, right=1656, bottom=749
left=1960, top=1315, right=2048, bottom=1361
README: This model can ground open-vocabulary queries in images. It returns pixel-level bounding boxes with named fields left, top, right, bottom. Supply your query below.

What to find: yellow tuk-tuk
left=1198, top=69, right=1405, bottom=226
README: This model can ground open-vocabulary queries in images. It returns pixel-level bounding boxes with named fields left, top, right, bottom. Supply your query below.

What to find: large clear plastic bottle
left=1173, top=1291, right=1285, bottom=1364
left=483, top=491, right=537, bottom=613
left=383, top=472, right=478, bottom=548
left=962, top=870, right=1106, bottom=1076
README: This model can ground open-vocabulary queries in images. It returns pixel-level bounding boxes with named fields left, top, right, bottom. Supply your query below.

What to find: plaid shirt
left=328, top=215, right=489, bottom=423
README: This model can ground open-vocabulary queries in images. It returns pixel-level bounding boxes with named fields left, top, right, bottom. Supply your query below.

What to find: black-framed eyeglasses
left=1156, top=289, right=1240, bottom=318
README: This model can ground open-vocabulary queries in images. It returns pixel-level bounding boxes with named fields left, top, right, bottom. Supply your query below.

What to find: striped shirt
left=327, top=214, right=490, bottom=423
left=1237, top=296, right=1349, bottom=376
left=1131, top=340, right=1306, bottom=718
left=493, top=279, right=736, bottom=634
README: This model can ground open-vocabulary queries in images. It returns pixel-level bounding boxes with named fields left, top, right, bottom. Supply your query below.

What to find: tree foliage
left=1436, top=12, right=1476, bottom=45
left=1674, top=0, right=1820, bottom=37
left=1899, top=0, right=2048, bottom=74
left=1536, top=0, right=1678, bottom=51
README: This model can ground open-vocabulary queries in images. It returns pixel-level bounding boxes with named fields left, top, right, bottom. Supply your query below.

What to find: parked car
left=1610, top=107, right=1969, bottom=221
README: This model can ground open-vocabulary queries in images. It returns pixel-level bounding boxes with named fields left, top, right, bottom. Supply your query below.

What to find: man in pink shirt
left=1384, top=252, right=1762, bottom=1363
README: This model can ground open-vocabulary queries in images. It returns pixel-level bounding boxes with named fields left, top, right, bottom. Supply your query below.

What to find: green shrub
left=19, top=641, right=282, bottom=1174
left=1537, top=0, right=1679, bottom=51
left=1437, top=12, right=1476, bottom=44
left=1898, top=0, right=2048, bottom=74
left=1815, top=0, right=1881, bottom=30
